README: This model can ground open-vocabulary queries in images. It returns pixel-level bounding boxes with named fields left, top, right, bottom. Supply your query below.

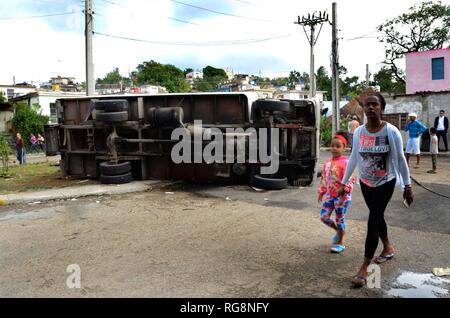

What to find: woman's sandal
left=374, top=253, right=394, bottom=264
left=352, top=275, right=367, bottom=287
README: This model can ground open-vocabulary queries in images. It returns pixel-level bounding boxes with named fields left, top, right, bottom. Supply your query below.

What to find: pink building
left=406, top=48, right=450, bottom=94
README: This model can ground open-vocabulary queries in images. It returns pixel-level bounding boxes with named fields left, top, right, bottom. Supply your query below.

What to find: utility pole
left=295, top=10, right=329, bottom=98
left=331, top=2, right=340, bottom=136
left=366, top=64, right=370, bottom=87
left=85, top=0, right=94, bottom=96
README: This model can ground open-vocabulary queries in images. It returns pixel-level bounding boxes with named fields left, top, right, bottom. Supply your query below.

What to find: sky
left=0, top=0, right=447, bottom=85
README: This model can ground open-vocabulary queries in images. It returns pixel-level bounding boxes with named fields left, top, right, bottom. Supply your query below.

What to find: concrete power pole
left=331, top=2, right=340, bottom=136
left=366, top=64, right=370, bottom=87
left=85, top=0, right=94, bottom=96
left=295, top=10, right=329, bottom=98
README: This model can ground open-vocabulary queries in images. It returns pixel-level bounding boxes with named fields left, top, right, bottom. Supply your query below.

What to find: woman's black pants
left=360, top=178, right=396, bottom=259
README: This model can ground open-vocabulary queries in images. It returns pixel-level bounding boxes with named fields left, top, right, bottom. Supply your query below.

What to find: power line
left=98, top=0, right=124, bottom=7
left=169, top=0, right=280, bottom=23
left=93, top=10, right=281, bottom=37
left=234, top=0, right=261, bottom=7
left=93, top=31, right=292, bottom=46
left=95, top=11, right=199, bottom=26
left=0, top=11, right=77, bottom=20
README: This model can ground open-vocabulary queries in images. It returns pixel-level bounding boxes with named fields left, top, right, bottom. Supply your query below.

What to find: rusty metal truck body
left=44, top=92, right=320, bottom=188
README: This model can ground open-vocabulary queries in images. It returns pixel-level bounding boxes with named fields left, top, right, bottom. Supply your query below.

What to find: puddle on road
left=0, top=202, right=102, bottom=222
left=387, top=271, right=450, bottom=298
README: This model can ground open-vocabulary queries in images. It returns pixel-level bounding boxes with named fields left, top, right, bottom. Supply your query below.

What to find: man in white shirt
left=434, top=110, right=448, bottom=152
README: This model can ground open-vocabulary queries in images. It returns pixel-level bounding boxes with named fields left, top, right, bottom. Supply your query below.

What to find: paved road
left=0, top=189, right=449, bottom=298
left=0, top=152, right=448, bottom=298
left=182, top=151, right=450, bottom=235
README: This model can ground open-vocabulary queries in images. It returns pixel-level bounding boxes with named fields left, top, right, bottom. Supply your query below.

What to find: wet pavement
left=386, top=272, right=450, bottom=298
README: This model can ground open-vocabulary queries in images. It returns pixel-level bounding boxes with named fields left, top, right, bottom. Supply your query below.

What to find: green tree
left=203, top=66, right=227, bottom=80
left=377, top=1, right=450, bottom=84
left=320, top=116, right=350, bottom=147
left=11, top=103, right=49, bottom=149
left=0, top=134, right=11, bottom=176
left=193, top=66, right=228, bottom=92
left=0, top=92, right=5, bottom=103
left=131, top=60, right=190, bottom=93
left=340, top=75, right=365, bottom=100
left=183, top=68, right=194, bottom=76
left=288, top=71, right=309, bottom=90
left=316, top=66, right=332, bottom=100
left=192, top=78, right=215, bottom=92
left=96, top=67, right=126, bottom=85
left=373, top=67, right=405, bottom=94
left=270, top=77, right=289, bottom=87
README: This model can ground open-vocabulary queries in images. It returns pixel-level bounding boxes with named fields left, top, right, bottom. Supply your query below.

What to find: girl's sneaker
left=330, top=245, right=346, bottom=253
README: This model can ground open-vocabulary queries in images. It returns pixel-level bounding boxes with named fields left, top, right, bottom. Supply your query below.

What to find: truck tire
left=96, top=111, right=128, bottom=123
left=250, top=174, right=288, bottom=190
left=95, top=100, right=129, bottom=112
left=100, top=161, right=131, bottom=176
left=252, top=99, right=290, bottom=112
left=100, top=172, right=133, bottom=184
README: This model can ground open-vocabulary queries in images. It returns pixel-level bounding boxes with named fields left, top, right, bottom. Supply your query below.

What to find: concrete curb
left=0, top=181, right=162, bottom=206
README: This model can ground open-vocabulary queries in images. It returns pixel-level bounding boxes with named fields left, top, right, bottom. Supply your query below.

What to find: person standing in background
left=427, top=127, right=438, bottom=174
left=16, top=133, right=25, bottom=165
left=434, top=110, right=448, bottom=152
left=29, top=133, right=38, bottom=154
left=37, top=133, right=45, bottom=152
left=404, top=113, right=427, bottom=168
left=347, top=116, right=360, bottom=149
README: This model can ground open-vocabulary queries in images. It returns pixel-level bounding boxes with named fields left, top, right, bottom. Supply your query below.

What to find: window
left=50, top=103, right=57, bottom=123
left=383, top=113, right=409, bottom=130
left=432, top=57, right=444, bottom=80
left=6, top=89, right=14, bottom=99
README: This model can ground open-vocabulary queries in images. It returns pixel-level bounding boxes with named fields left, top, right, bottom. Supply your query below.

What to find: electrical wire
left=411, top=176, right=450, bottom=200
left=0, top=11, right=77, bottom=20
left=93, top=31, right=292, bottom=46
left=169, top=0, right=281, bottom=23
left=95, top=11, right=199, bottom=25
left=234, top=0, right=261, bottom=7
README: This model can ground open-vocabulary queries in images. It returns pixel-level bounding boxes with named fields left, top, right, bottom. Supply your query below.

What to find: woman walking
left=337, top=93, right=414, bottom=287
left=16, top=133, right=25, bottom=165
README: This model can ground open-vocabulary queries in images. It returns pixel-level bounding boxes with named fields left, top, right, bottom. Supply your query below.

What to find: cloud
left=0, top=0, right=423, bottom=84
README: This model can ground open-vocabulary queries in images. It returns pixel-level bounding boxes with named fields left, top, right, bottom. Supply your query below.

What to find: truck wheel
left=100, top=161, right=131, bottom=176
left=252, top=99, right=290, bottom=112
left=250, top=174, right=288, bottom=190
left=100, top=172, right=133, bottom=184
left=96, top=111, right=128, bottom=123
left=95, top=100, right=129, bottom=112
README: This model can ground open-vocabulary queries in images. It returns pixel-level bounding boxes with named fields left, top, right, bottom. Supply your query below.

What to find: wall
left=406, top=48, right=450, bottom=94
left=385, top=92, right=450, bottom=148
left=0, top=110, right=13, bottom=132
left=0, top=86, right=36, bottom=100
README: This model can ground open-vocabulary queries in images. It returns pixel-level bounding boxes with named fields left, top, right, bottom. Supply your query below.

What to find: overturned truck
left=44, top=92, right=320, bottom=190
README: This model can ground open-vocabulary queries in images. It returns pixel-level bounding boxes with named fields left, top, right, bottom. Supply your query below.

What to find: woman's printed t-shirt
left=358, top=125, right=396, bottom=187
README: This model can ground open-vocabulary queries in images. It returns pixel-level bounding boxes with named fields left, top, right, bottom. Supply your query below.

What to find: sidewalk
left=8, top=153, right=60, bottom=166
left=0, top=181, right=160, bottom=206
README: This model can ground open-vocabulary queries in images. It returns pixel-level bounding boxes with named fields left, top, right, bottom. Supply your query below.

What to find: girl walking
left=318, top=131, right=355, bottom=253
